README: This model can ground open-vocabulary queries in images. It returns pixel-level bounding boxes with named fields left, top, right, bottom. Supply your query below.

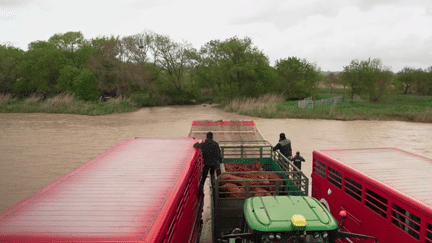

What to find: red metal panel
left=145, top=145, right=203, bottom=243
left=313, top=148, right=432, bottom=243
left=317, top=148, right=432, bottom=215
left=0, top=137, right=201, bottom=242
left=167, top=153, right=203, bottom=243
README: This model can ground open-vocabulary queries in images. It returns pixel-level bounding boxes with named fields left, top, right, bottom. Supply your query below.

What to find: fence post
left=245, top=181, right=250, bottom=198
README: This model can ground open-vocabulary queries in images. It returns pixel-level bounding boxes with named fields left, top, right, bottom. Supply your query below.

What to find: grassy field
left=223, top=90, right=432, bottom=123
left=0, top=93, right=138, bottom=116
left=1, top=91, right=431, bottom=122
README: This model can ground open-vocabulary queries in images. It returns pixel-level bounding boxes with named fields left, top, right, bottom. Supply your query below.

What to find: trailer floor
left=190, top=120, right=266, bottom=243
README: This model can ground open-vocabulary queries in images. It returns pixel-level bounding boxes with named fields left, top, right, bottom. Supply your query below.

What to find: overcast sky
left=1, top=0, right=431, bottom=72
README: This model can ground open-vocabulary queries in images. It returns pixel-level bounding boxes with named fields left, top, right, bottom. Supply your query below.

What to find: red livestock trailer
left=312, top=148, right=432, bottom=243
left=0, top=137, right=203, bottom=243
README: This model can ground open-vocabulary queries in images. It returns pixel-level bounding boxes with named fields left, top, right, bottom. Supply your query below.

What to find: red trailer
left=0, top=137, right=203, bottom=243
left=312, top=148, right=432, bottom=243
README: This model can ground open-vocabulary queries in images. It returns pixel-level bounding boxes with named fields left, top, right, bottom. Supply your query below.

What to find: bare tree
left=151, top=33, right=194, bottom=93
left=121, top=32, right=157, bottom=98
left=324, top=72, right=339, bottom=94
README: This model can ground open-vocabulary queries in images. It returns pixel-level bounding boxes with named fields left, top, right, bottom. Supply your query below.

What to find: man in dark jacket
left=272, top=133, right=292, bottom=159
left=193, top=132, right=223, bottom=195
left=291, top=151, right=306, bottom=170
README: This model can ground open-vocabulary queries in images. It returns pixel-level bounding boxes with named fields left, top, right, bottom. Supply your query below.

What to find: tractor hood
left=244, top=196, right=339, bottom=232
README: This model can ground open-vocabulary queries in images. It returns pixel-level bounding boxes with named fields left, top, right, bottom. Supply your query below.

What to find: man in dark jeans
left=193, top=132, right=223, bottom=196
left=272, top=133, right=292, bottom=159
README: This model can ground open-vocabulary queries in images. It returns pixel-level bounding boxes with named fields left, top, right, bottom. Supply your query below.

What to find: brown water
left=1, top=104, right=431, bottom=240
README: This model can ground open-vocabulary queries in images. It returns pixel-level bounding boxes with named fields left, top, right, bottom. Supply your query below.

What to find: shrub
left=130, top=93, right=153, bottom=107
left=58, top=65, right=80, bottom=93
left=73, top=69, right=99, bottom=101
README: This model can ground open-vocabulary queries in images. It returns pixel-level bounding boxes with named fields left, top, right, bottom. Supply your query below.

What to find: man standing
left=272, top=133, right=292, bottom=159
left=291, top=151, right=306, bottom=170
left=193, top=132, right=223, bottom=195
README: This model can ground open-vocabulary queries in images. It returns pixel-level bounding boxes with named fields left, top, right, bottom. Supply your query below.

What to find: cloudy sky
left=1, top=0, right=431, bottom=72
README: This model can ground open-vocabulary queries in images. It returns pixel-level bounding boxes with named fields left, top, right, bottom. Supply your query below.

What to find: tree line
left=324, top=59, right=432, bottom=102
left=1, top=31, right=431, bottom=105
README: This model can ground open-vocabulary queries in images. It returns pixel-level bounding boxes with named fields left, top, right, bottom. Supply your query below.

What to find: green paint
left=244, top=195, right=339, bottom=232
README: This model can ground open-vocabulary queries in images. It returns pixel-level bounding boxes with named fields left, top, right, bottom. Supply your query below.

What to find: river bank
left=1, top=93, right=431, bottom=122
left=0, top=93, right=138, bottom=116
left=221, top=93, right=432, bottom=123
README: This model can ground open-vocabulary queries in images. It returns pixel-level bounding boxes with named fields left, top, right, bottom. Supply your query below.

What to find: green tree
left=48, top=31, right=84, bottom=53
left=412, top=68, right=432, bottom=95
left=74, top=40, right=97, bottom=68
left=73, top=68, right=99, bottom=101
left=191, top=39, right=225, bottom=96
left=275, top=57, right=321, bottom=99
left=58, top=65, right=81, bottom=93
left=341, top=58, right=392, bottom=102
left=86, top=34, right=159, bottom=98
left=340, top=60, right=363, bottom=102
left=397, top=67, right=417, bottom=94
left=193, top=36, right=276, bottom=99
left=0, top=44, right=24, bottom=94
left=28, top=40, right=56, bottom=51
left=427, top=67, right=432, bottom=95
left=86, top=36, right=129, bottom=97
left=426, top=66, right=432, bottom=95
left=17, top=41, right=71, bottom=96
left=361, top=58, right=393, bottom=102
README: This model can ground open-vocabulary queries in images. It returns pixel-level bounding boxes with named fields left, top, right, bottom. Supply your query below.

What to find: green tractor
left=221, top=195, right=378, bottom=243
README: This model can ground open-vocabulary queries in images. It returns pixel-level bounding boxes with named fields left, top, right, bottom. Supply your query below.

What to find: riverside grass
left=223, top=93, right=432, bottom=123
left=0, top=93, right=138, bottom=116
left=1, top=92, right=431, bottom=122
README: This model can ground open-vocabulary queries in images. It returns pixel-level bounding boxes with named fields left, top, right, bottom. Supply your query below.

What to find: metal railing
left=214, top=140, right=309, bottom=198
left=215, top=171, right=308, bottom=199
left=211, top=140, right=310, bottom=241
left=219, top=140, right=272, bottom=159
left=272, top=151, right=309, bottom=195
left=298, top=95, right=344, bottom=108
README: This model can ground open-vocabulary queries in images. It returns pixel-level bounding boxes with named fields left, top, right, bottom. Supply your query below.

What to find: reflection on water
left=1, top=105, right=431, bottom=213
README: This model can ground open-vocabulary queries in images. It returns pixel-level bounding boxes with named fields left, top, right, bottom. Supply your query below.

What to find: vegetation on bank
left=2, top=31, right=432, bottom=106
left=1, top=30, right=431, bottom=120
left=0, top=32, right=323, bottom=105
left=0, top=93, right=137, bottom=116
left=1, top=90, right=431, bottom=123
left=222, top=92, right=432, bottom=123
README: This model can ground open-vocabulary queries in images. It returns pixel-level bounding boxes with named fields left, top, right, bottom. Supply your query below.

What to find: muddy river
left=1, top=104, right=431, bottom=241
